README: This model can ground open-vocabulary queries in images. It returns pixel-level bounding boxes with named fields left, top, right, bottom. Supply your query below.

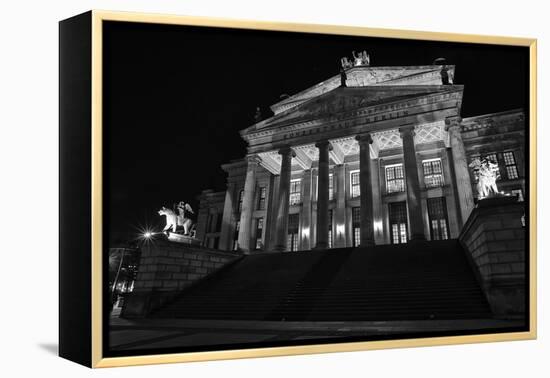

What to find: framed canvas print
left=59, top=10, right=537, bottom=368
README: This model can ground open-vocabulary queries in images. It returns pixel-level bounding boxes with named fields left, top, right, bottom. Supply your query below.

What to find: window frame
left=352, top=206, right=361, bottom=247
left=422, top=158, right=445, bottom=188
left=350, top=170, right=360, bottom=198
left=289, top=178, right=302, bottom=205
left=237, top=189, right=244, bottom=213
left=329, top=173, right=334, bottom=201
left=503, top=150, right=519, bottom=180
left=427, top=197, right=450, bottom=241
left=287, top=213, right=300, bottom=251
left=255, top=217, right=264, bottom=250
left=385, top=163, right=405, bottom=194
left=389, top=201, right=408, bottom=244
left=257, top=186, right=267, bottom=210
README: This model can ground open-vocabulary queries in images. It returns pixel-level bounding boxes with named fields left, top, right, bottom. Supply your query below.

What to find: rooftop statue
left=433, top=58, right=453, bottom=85
left=469, top=157, right=501, bottom=199
left=254, top=106, right=263, bottom=122
left=340, top=50, right=370, bottom=69
left=158, top=202, right=196, bottom=237
left=339, top=67, right=347, bottom=87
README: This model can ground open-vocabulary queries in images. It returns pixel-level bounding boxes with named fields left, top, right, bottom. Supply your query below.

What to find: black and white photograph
left=101, top=18, right=531, bottom=358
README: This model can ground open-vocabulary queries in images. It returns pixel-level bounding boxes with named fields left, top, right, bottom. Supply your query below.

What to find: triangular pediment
left=248, top=85, right=461, bottom=134
left=270, top=65, right=455, bottom=115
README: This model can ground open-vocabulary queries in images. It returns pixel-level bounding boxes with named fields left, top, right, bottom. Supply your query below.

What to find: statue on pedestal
left=176, top=201, right=196, bottom=236
left=469, top=157, right=501, bottom=199
left=158, top=202, right=196, bottom=237
left=340, top=57, right=352, bottom=69
left=340, top=50, right=370, bottom=69
left=340, top=67, right=347, bottom=87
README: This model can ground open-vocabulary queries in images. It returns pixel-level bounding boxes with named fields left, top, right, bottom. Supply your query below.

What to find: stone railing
left=122, top=239, right=241, bottom=318
left=458, top=196, right=526, bottom=319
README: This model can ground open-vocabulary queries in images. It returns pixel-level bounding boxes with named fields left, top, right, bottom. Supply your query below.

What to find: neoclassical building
left=196, top=63, right=525, bottom=253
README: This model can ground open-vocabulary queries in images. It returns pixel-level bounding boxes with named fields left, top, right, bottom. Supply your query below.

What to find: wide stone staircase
left=150, top=240, right=492, bottom=321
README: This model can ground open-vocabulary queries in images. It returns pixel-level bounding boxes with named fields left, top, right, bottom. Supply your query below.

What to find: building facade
left=196, top=63, right=525, bottom=253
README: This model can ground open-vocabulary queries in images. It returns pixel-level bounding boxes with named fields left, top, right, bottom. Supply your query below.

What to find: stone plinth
left=459, top=196, right=526, bottom=319
left=122, top=239, right=241, bottom=318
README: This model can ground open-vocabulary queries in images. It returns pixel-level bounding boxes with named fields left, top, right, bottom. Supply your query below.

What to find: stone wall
left=459, top=196, right=526, bottom=319
left=122, top=239, right=241, bottom=318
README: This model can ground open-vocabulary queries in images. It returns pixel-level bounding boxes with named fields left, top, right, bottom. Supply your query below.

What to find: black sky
left=103, top=21, right=528, bottom=243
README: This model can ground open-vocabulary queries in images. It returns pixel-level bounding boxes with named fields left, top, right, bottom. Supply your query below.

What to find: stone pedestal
left=122, top=239, right=240, bottom=318
left=459, top=196, right=526, bottom=319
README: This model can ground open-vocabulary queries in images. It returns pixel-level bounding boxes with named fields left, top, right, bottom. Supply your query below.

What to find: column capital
left=444, top=116, right=462, bottom=131
left=398, top=125, right=415, bottom=137
left=245, top=154, right=261, bottom=165
left=355, top=133, right=373, bottom=145
left=278, top=146, right=296, bottom=157
left=314, top=140, right=333, bottom=151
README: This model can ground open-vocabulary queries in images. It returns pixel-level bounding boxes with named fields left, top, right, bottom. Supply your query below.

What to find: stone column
left=237, top=156, right=258, bottom=252
left=399, top=126, right=426, bottom=241
left=314, top=140, right=331, bottom=249
left=266, top=174, right=280, bottom=250
left=370, top=157, right=384, bottom=244
left=333, top=164, right=346, bottom=248
left=274, top=147, right=295, bottom=251
left=219, top=182, right=236, bottom=251
left=300, top=169, right=313, bottom=250
left=356, top=134, right=375, bottom=247
left=446, top=117, right=475, bottom=225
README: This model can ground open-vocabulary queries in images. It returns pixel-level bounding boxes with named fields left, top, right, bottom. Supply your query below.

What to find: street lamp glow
left=144, top=231, right=153, bottom=238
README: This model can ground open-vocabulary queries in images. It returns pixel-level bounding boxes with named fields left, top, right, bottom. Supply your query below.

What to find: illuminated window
left=503, top=151, right=519, bottom=179
left=511, top=189, right=524, bottom=202
left=423, top=159, right=444, bottom=188
left=257, top=186, right=266, bottom=210
left=329, top=173, right=334, bottom=200
left=389, top=202, right=407, bottom=244
left=287, top=214, right=299, bottom=251
left=352, top=207, right=361, bottom=247
left=350, top=170, right=360, bottom=198
left=484, top=153, right=498, bottom=165
left=255, top=218, right=264, bottom=250
left=289, top=179, right=302, bottom=205
left=328, top=209, right=333, bottom=248
left=385, top=164, right=405, bottom=194
left=237, top=189, right=244, bottom=213
left=427, top=197, right=449, bottom=240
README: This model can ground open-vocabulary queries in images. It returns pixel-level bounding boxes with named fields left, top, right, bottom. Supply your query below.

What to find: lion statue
left=158, top=202, right=196, bottom=237
left=158, top=207, right=178, bottom=233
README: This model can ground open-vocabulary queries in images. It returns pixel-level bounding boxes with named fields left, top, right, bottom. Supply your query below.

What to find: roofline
left=270, top=64, right=455, bottom=111
left=462, top=108, right=524, bottom=123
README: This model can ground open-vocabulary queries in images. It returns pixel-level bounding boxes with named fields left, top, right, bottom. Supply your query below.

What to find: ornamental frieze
left=245, top=91, right=461, bottom=144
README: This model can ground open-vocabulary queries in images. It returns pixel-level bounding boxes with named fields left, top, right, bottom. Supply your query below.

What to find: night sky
left=103, top=21, right=528, bottom=243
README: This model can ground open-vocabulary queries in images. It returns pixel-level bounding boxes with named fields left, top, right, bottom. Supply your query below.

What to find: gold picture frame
left=59, top=9, right=537, bottom=368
